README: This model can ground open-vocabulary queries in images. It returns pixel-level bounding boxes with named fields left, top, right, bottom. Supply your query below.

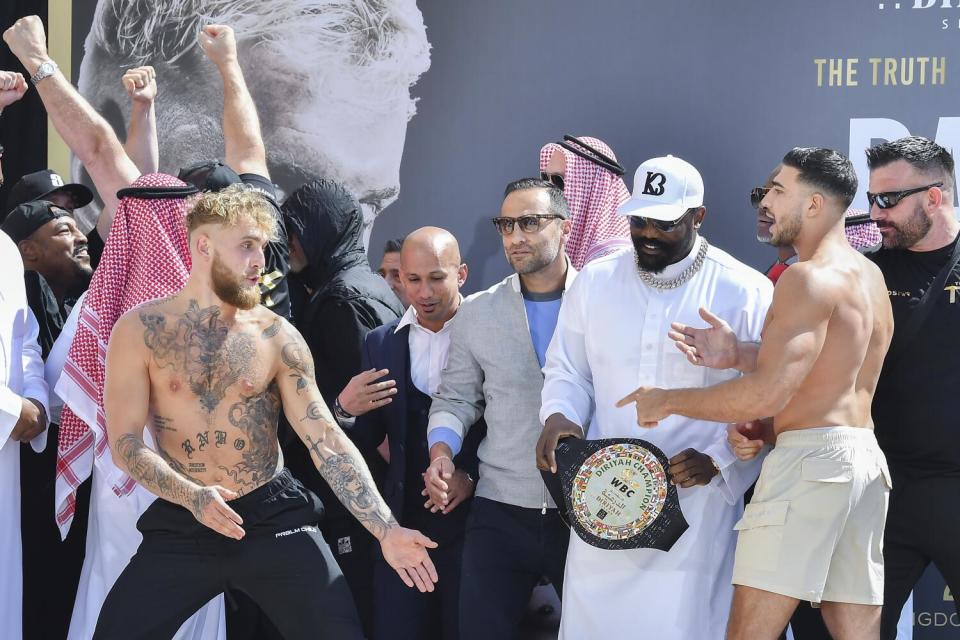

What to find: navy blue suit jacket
left=352, top=319, right=484, bottom=520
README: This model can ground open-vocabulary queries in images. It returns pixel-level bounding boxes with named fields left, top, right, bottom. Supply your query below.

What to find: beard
left=632, top=236, right=683, bottom=274
left=877, top=202, right=932, bottom=249
left=769, top=210, right=802, bottom=247
left=507, top=240, right=560, bottom=275
left=211, top=253, right=261, bottom=310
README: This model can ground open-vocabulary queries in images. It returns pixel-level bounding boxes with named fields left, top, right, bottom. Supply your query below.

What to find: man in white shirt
left=348, top=227, right=481, bottom=639
left=536, top=155, right=773, bottom=639
left=0, top=231, right=50, bottom=640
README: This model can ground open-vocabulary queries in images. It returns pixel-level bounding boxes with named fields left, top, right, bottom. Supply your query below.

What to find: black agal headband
left=557, top=135, right=626, bottom=177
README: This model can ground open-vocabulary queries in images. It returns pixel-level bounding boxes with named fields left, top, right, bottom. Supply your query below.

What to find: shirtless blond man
left=617, top=148, right=894, bottom=640
left=94, top=186, right=437, bottom=640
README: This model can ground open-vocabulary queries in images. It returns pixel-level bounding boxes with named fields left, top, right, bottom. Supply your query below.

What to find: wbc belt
left=541, top=438, right=688, bottom=551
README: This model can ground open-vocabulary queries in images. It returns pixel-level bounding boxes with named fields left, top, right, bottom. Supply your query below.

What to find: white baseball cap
left=617, top=155, right=704, bottom=221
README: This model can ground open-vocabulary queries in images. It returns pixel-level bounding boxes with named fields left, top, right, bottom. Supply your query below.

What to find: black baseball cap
left=1, top=200, right=71, bottom=243
left=177, top=160, right=242, bottom=192
left=6, top=169, right=93, bottom=214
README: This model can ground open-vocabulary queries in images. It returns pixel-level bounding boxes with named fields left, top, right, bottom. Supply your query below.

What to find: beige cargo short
left=732, top=426, right=891, bottom=605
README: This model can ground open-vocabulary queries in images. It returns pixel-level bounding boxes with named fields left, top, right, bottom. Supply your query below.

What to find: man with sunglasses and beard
left=861, top=136, right=960, bottom=639
left=423, top=178, right=575, bottom=639
left=536, top=155, right=772, bottom=639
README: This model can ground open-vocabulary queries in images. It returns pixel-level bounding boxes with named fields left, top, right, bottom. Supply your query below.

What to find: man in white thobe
left=537, top=156, right=772, bottom=639
left=0, top=232, right=50, bottom=640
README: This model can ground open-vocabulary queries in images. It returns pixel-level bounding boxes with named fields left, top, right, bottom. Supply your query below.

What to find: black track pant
left=880, top=473, right=960, bottom=640
left=94, top=469, right=363, bottom=640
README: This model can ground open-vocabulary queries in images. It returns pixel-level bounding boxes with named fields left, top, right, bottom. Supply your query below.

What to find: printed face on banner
left=72, top=0, right=431, bottom=247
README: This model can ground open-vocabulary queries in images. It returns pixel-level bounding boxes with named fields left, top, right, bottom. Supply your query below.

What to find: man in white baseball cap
left=537, top=154, right=772, bottom=637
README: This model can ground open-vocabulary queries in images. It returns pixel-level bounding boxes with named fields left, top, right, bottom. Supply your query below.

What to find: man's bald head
left=399, top=226, right=467, bottom=331
left=401, top=226, right=461, bottom=268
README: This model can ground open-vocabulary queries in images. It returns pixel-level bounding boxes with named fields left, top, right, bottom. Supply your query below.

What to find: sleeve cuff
left=427, top=427, right=463, bottom=457
left=539, top=401, right=585, bottom=431
left=0, top=388, right=22, bottom=452
left=703, top=438, right=741, bottom=506
left=427, top=410, right=465, bottom=440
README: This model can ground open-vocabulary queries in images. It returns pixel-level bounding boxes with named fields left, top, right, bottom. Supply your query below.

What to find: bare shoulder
left=111, top=295, right=177, bottom=346
left=772, top=261, right=843, bottom=312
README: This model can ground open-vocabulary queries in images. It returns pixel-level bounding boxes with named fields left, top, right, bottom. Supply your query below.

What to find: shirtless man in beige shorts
left=617, top=147, right=894, bottom=640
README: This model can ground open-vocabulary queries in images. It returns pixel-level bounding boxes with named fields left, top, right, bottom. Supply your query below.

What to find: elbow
left=748, top=387, right=791, bottom=419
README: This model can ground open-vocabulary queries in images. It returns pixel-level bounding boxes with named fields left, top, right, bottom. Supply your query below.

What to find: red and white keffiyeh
left=539, top=136, right=631, bottom=270
left=55, top=173, right=195, bottom=537
left=844, top=208, right=882, bottom=251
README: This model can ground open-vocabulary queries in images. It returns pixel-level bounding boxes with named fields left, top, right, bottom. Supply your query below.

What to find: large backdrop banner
left=66, top=2, right=957, bottom=637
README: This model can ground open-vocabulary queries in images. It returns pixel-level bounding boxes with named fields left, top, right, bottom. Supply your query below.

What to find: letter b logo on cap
left=641, top=172, right=666, bottom=197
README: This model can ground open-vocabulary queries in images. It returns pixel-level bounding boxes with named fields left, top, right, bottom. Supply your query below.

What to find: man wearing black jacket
left=350, top=227, right=482, bottom=640
left=282, top=178, right=404, bottom=634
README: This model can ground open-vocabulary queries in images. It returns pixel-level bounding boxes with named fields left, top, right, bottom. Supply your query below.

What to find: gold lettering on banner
left=817, top=57, right=946, bottom=87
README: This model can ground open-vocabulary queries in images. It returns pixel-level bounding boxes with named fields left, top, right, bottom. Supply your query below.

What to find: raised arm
left=619, top=266, right=832, bottom=426
left=273, top=321, right=438, bottom=592
left=198, top=25, right=268, bottom=177
left=121, top=65, right=159, bottom=175
left=104, top=313, right=245, bottom=540
left=3, top=16, right=139, bottom=239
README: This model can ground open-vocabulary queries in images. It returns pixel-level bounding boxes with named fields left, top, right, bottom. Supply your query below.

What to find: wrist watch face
left=33, top=61, right=56, bottom=84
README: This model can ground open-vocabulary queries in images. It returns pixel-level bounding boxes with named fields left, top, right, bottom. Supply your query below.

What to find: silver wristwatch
left=30, top=60, right=58, bottom=85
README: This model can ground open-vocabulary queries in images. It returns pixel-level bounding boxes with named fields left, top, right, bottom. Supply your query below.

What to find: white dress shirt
left=540, top=238, right=774, bottom=640
left=395, top=301, right=458, bottom=396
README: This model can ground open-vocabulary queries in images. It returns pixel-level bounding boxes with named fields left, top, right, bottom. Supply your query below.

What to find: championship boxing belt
left=541, top=438, right=688, bottom=551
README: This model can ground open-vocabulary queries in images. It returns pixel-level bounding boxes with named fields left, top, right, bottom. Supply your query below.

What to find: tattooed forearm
left=115, top=433, right=200, bottom=511
left=303, top=427, right=398, bottom=541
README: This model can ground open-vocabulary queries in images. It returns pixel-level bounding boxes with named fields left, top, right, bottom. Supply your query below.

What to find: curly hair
left=186, top=183, right=279, bottom=241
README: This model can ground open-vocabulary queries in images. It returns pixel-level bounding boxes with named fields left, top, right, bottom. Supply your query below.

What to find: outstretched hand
left=198, top=24, right=238, bottom=66
left=616, top=386, right=670, bottom=428
left=122, top=66, right=157, bottom=103
left=338, top=368, right=397, bottom=417
left=0, top=71, right=28, bottom=108
left=380, top=526, right=439, bottom=593
left=668, top=307, right=739, bottom=370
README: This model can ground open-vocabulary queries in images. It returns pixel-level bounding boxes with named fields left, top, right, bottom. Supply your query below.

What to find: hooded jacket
left=283, top=179, right=404, bottom=405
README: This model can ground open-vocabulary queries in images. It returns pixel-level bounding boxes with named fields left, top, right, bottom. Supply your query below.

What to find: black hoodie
left=283, top=178, right=404, bottom=406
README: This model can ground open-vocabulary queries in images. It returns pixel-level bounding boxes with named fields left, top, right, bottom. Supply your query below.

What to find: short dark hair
left=383, top=236, right=405, bottom=254
left=781, top=147, right=858, bottom=210
left=503, top=178, right=569, bottom=219
left=865, top=136, right=955, bottom=191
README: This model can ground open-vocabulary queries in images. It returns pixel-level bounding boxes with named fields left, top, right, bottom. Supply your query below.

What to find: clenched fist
left=3, top=16, right=50, bottom=73
left=122, top=66, right=157, bottom=103
left=198, top=24, right=237, bottom=67
left=0, top=71, right=27, bottom=108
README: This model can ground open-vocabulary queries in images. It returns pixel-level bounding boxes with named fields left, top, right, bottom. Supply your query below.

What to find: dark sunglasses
left=866, top=182, right=942, bottom=210
left=750, top=187, right=770, bottom=209
left=629, top=207, right=697, bottom=233
left=540, top=171, right=565, bottom=191
left=491, top=214, right=563, bottom=235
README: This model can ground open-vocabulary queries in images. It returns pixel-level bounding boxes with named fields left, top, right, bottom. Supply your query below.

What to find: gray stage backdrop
left=71, top=1, right=958, bottom=637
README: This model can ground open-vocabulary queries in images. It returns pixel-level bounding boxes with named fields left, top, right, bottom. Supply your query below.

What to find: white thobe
left=0, top=237, right=49, bottom=640
left=540, top=239, right=773, bottom=639
left=48, top=297, right=225, bottom=640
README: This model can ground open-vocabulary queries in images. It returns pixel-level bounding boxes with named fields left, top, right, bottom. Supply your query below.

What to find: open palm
left=667, top=307, right=738, bottom=370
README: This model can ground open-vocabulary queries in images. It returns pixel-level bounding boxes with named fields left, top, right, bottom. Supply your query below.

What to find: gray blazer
left=428, top=266, right=577, bottom=509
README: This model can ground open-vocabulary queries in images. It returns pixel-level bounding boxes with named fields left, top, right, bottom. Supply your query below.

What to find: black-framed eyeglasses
left=750, top=187, right=770, bottom=209
left=491, top=214, right=563, bottom=235
left=540, top=171, right=565, bottom=191
left=629, top=207, right=698, bottom=233
left=866, top=182, right=942, bottom=210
